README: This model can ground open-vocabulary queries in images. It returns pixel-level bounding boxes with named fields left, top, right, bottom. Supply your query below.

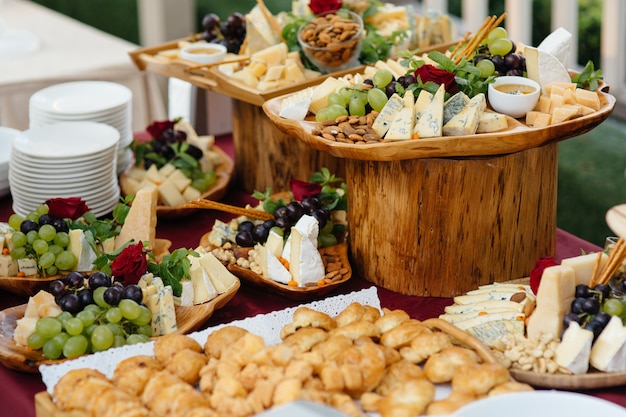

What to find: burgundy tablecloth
left=0, top=135, right=623, bottom=417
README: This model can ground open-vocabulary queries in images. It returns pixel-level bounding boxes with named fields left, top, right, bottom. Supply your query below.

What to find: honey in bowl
left=494, top=84, right=537, bottom=95
left=186, top=47, right=222, bottom=55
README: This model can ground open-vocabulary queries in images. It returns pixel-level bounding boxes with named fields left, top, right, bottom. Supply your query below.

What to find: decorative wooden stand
left=346, top=144, right=558, bottom=297
left=232, top=100, right=345, bottom=193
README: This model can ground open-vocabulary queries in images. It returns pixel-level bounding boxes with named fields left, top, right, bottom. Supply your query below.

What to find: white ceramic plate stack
left=29, top=81, right=134, bottom=174
left=9, top=122, right=121, bottom=217
left=0, top=127, right=20, bottom=198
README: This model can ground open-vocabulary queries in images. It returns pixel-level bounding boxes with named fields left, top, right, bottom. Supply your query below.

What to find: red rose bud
left=44, top=197, right=90, bottom=220
left=309, top=0, right=342, bottom=14
left=414, top=64, right=458, bottom=94
left=529, top=256, right=559, bottom=295
left=110, top=242, right=149, bottom=285
left=146, top=119, right=177, bottom=139
left=290, top=179, right=322, bottom=202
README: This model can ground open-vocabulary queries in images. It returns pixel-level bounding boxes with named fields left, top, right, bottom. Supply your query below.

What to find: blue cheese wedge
left=555, top=321, right=593, bottom=375
left=442, top=93, right=486, bottom=136
left=414, top=89, right=433, bottom=120
left=372, top=93, right=405, bottom=137
left=385, top=90, right=416, bottom=140
left=0, top=254, right=18, bottom=276
left=464, top=320, right=525, bottom=346
left=149, top=285, right=178, bottom=336
left=18, top=258, right=38, bottom=276
left=444, top=299, right=525, bottom=315
left=414, top=84, right=445, bottom=138
left=443, top=91, right=470, bottom=124
left=476, top=112, right=508, bottom=133
left=590, top=315, right=626, bottom=372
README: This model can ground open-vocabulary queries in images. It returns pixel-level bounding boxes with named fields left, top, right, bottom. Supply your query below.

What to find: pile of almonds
left=299, top=12, right=362, bottom=69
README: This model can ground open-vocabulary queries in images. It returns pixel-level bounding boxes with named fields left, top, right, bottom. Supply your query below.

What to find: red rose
left=146, top=119, right=177, bottom=139
left=529, top=256, right=559, bottom=295
left=414, top=64, right=458, bottom=94
left=110, top=242, right=149, bottom=285
left=290, top=179, right=322, bottom=201
left=45, top=197, right=90, bottom=220
left=309, top=0, right=342, bottom=14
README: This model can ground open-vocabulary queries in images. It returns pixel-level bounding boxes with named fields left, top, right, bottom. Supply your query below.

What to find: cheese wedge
left=288, top=228, right=325, bottom=287
left=537, top=27, right=572, bottom=67
left=555, top=321, right=593, bottom=375
left=561, top=252, right=609, bottom=286
left=68, top=229, right=97, bottom=271
left=115, top=187, right=158, bottom=250
left=442, top=93, right=486, bottom=136
left=444, top=299, right=525, bottom=315
left=524, top=45, right=571, bottom=92
left=385, top=90, right=415, bottom=140
left=414, top=84, right=445, bottom=138
left=199, top=252, right=238, bottom=294
left=372, top=93, right=405, bottom=138
left=590, top=315, right=626, bottom=372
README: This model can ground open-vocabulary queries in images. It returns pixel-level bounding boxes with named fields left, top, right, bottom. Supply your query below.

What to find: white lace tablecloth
left=0, top=0, right=166, bottom=132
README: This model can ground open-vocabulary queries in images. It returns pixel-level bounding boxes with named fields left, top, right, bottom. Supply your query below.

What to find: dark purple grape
left=252, top=223, right=270, bottom=243
left=200, top=30, right=218, bottom=42
left=174, top=130, right=187, bottom=143
left=285, top=201, right=306, bottom=222
left=490, top=55, right=505, bottom=73
left=77, top=288, right=94, bottom=307
left=312, top=208, right=329, bottom=230
left=581, top=297, right=600, bottom=314
left=363, top=78, right=374, bottom=86
left=571, top=297, right=585, bottom=314
left=226, top=12, right=245, bottom=28
left=318, top=206, right=331, bottom=220
left=563, top=312, right=582, bottom=329
left=504, top=53, right=523, bottom=70
left=594, top=284, right=610, bottom=299
left=49, top=279, right=66, bottom=297
left=585, top=320, right=605, bottom=341
left=238, top=221, right=255, bottom=233
left=202, top=13, right=220, bottom=32
left=185, top=143, right=203, bottom=160
left=151, top=140, right=168, bottom=154
left=224, top=38, right=242, bottom=54
left=159, top=127, right=176, bottom=144
left=65, top=271, right=84, bottom=288
left=220, top=22, right=233, bottom=37
left=274, top=216, right=291, bottom=232
left=235, top=230, right=254, bottom=247
left=593, top=311, right=611, bottom=327
left=88, top=271, right=111, bottom=289
left=301, top=197, right=320, bottom=213
left=274, top=206, right=289, bottom=219
left=397, top=74, right=416, bottom=88
left=575, top=284, right=591, bottom=298
left=20, top=219, right=38, bottom=234
left=122, top=284, right=143, bottom=304
left=38, top=214, right=54, bottom=227
left=505, top=68, right=523, bottom=77
left=263, top=219, right=276, bottom=229
left=103, top=286, right=123, bottom=306
left=59, top=293, right=81, bottom=314
left=385, top=81, right=399, bottom=98
left=52, top=218, right=69, bottom=233
left=112, top=281, right=125, bottom=290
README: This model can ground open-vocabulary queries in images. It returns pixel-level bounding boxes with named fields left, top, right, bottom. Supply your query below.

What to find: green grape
left=136, top=324, right=153, bottom=337
left=602, top=298, right=624, bottom=316
left=10, top=247, right=26, bottom=260
left=84, top=323, right=98, bottom=337
left=126, top=334, right=150, bottom=345
left=42, top=338, right=63, bottom=359
left=46, top=265, right=58, bottom=276
left=105, top=307, right=123, bottom=323
left=338, top=86, right=354, bottom=102
left=488, top=38, right=513, bottom=56
left=476, top=59, right=495, bottom=78
left=113, top=335, right=127, bottom=348
left=8, top=214, right=23, bottom=230
left=105, top=322, right=122, bottom=336
left=51, top=332, right=70, bottom=347
left=38, top=224, right=56, bottom=242
left=372, top=69, right=394, bottom=88
left=65, top=317, right=84, bottom=336
left=47, top=244, right=63, bottom=256
left=367, top=88, right=388, bottom=112
left=25, top=212, right=39, bottom=222
left=77, top=309, right=96, bottom=327
left=32, top=239, right=48, bottom=255
left=91, top=325, right=114, bottom=351
left=10, top=231, right=27, bottom=248
left=36, top=317, right=62, bottom=339
left=203, top=170, right=217, bottom=187
left=487, top=26, right=508, bottom=44
left=57, top=311, right=73, bottom=328
left=27, top=332, right=46, bottom=350
left=326, top=104, right=349, bottom=120
left=55, top=250, right=77, bottom=271
left=82, top=211, right=97, bottom=224
left=348, top=95, right=366, bottom=117
left=26, top=230, right=39, bottom=245
left=38, top=252, right=56, bottom=269
left=63, top=335, right=89, bottom=358
left=315, top=107, right=333, bottom=122
left=53, top=232, right=69, bottom=247
left=35, top=204, right=49, bottom=215
left=119, top=299, right=141, bottom=320
left=131, top=306, right=153, bottom=326
left=93, top=286, right=110, bottom=308
left=191, top=178, right=208, bottom=193
left=83, top=304, right=102, bottom=315
left=327, top=92, right=347, bottom=107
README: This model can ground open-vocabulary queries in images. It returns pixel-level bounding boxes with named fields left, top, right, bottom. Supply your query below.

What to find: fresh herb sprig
left=147, top=248, right=198, bottom=297
left=572, top=60, right=603, bottom=91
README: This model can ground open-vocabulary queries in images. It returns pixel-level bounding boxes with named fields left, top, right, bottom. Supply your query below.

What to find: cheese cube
left=17, top=258, right=38, bottom=276
left=145, top=164, right=163, bottom=184
left=158, top=179, right=187, bottom=207
left=182, top=186, right=202, bottom=202
left=167, top=169, right=192, bottom=192
left=158, top=163, right=177, bottom=178
left=574, top=88, right=600, bottom=110
left=0, top=255, right=18, bottom=276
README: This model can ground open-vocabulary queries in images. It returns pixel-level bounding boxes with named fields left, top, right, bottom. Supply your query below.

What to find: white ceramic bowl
left=180, top=42, right=227, bottom=65
left=488, top=75, right=541, bottom=118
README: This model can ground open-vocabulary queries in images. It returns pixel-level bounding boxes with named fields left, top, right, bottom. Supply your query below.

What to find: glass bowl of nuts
left=297, top=9, right=364, bottom=74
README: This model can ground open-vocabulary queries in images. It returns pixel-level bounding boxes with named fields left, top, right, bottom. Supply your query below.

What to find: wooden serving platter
left=0, top=280, right=239, bottom=373
left=262, top=84, right=616, bottom=161
left=119, top=144, right=234, bottom=219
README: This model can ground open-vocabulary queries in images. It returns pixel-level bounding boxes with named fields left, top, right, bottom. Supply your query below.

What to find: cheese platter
left=0, top=279, right=239, bottom=373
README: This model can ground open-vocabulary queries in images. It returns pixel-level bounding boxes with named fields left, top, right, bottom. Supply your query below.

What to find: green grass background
left=29, top=0, right=626, bottom=247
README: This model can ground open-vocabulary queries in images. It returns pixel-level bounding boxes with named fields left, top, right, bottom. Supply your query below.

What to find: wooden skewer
left=462, top=15, right=496, bottom=60
left=589, top=251, right=605, bottom=287
left=186, top=55, right=250, bottom=71
left=450, top=31, right=471, bottom=61
left=594, top=237, right=626, bottom=286
left=183, top=199, right=275, bottom=221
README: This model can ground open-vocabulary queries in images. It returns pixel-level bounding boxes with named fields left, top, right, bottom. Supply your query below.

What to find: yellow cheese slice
left=115, top=187, right=158, bottom=250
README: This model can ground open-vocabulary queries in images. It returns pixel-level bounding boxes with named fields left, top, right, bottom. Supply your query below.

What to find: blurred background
left=25, top=0, right=626, bottom=247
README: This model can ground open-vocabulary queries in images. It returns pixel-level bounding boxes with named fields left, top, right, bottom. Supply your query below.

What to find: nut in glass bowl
left=297, top=10, right=364, bottom=74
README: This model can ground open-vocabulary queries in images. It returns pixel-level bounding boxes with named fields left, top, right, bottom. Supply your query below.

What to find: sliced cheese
left=464, top=320, right=525, bottom=347
left=561, top=252, right=609, bottom=286
left=414, top=84, right=445, bottom=138
left=443, top=91, right=470, bottom=125
left=189, top=260, right=218, bottom=304
left=385, top=90, right=416, bottom=140
left=288, top=228, right=325, bottom=287
left=174, top=280, right=195, bottom=306
left=555, top=321, right=593, bottom=375
left=115, top=187, right=158, bottom=251
left=442, top=93, right=486, bottom=136
left=372, top=93, right=405, bottom=138
left=199, top=252, right=238, bottom=294
left=590, top=315, right=626, bottom=372
left=68, top=229, right=97, bottom=271
left=444, top=299, right=525, bottom=315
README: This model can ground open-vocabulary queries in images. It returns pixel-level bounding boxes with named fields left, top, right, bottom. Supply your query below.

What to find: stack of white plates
left=29, top=81, right=134, bottom=174
left=0, top=127, right=20, bottom=198
left=9, top=122, right=121, bottom=217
